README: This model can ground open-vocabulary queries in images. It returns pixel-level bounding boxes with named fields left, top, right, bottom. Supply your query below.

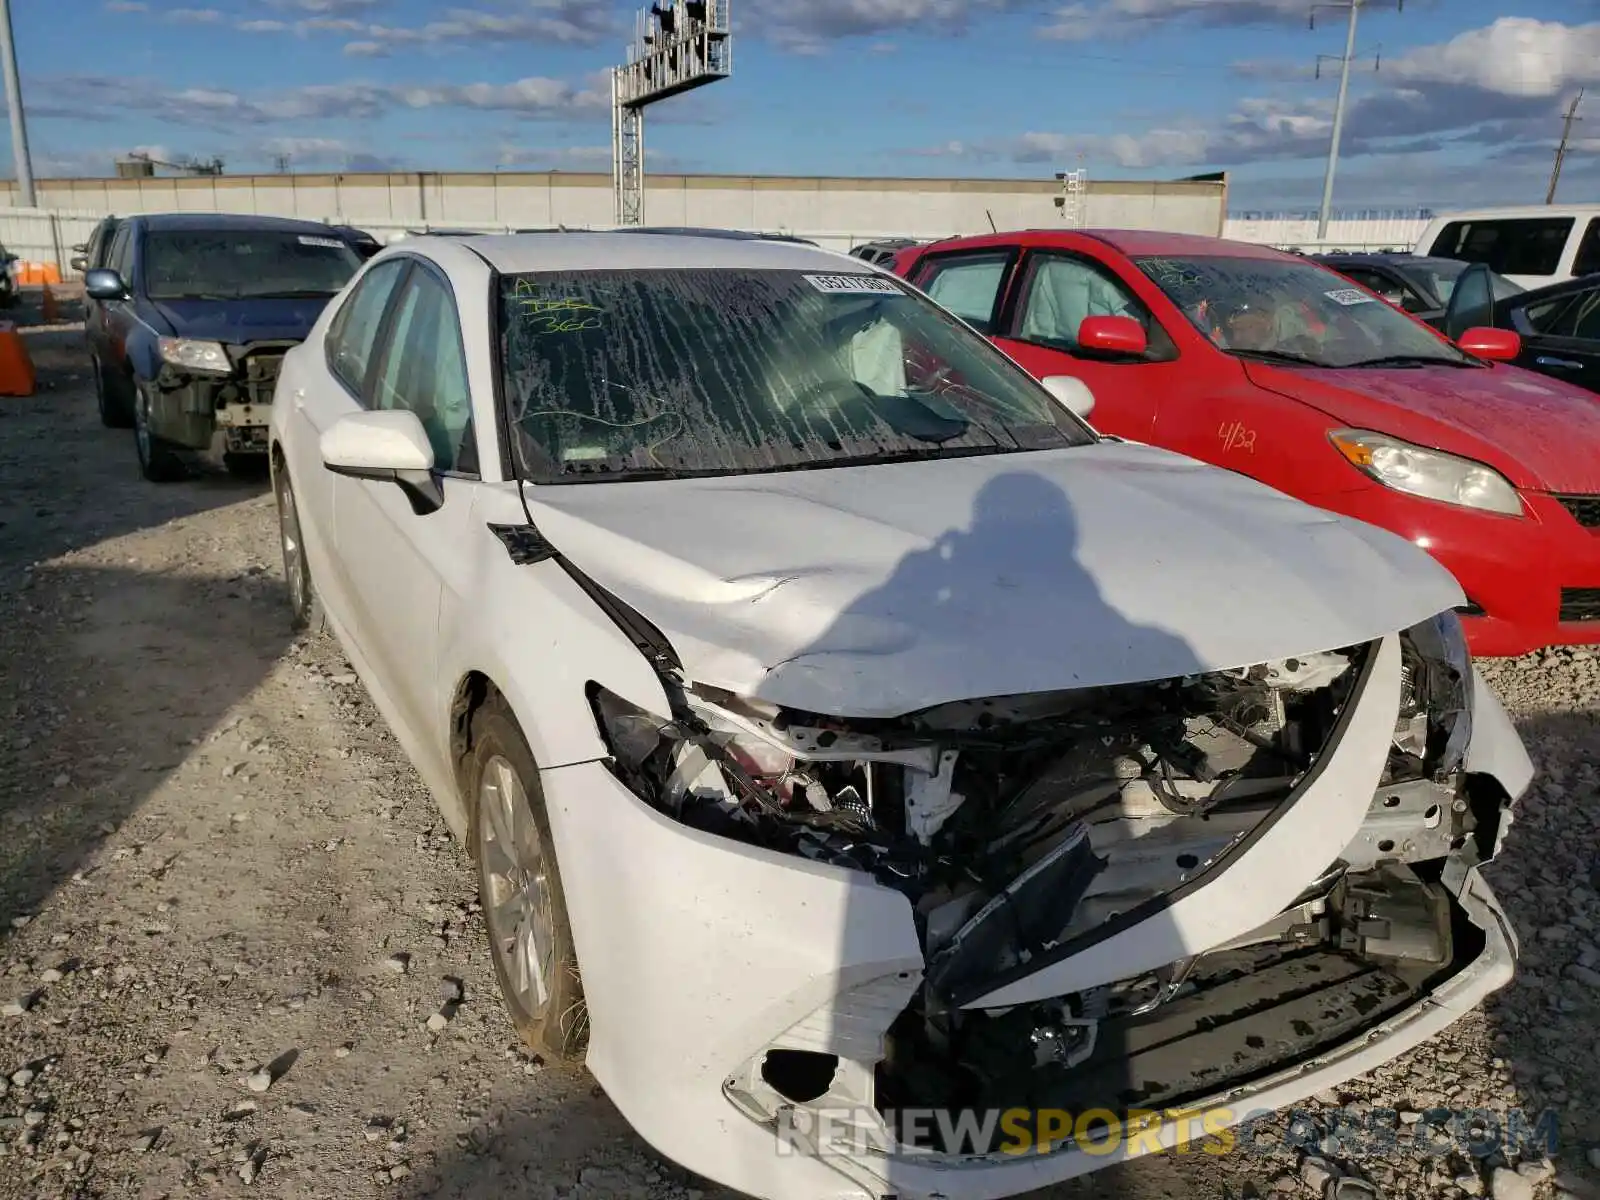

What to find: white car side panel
left=432, top=485, right=679, bottom=781
left=966, top=633, right=1401, bottom=1008
left=540, top=758, right=921, bottom=1200
left=271, top=347, right=341, bottom=610
left=331, top=470, right=474, bottom=800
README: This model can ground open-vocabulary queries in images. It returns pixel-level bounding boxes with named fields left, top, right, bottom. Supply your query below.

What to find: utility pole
left=0, top=0, right=35, bottom=207
left=1547, top=89, right=1584, bottom=205
left=1310, top=0, right=1400, bottom=242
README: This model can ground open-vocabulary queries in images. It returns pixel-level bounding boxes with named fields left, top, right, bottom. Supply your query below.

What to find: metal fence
left=0, top=207, right=107, bottom=280
left=1221, top=215, right=1431, bottom=254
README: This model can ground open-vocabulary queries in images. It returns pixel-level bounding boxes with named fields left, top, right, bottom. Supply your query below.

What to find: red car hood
left=1244, top=361, right=1600, bottom=495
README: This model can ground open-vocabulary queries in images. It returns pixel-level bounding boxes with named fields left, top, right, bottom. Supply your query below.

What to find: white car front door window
left=293, top=256, right=410, bottom=620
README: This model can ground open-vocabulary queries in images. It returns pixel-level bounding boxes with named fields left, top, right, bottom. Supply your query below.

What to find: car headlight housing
left=589, top=686, right=677, bottom=775
left=1396, top=609, right=1473, bottom=780
left=158, top=337, right=232, bottom=374
left=1329, top=429, right=1522, bottom=516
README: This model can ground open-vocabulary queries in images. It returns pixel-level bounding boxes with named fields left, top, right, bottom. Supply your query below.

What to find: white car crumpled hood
left=523, top=442, right=1464, bottom=717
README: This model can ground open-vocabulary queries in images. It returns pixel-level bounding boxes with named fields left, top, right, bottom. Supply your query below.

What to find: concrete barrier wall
left=1, top=171, right=1433, bottom=276
left=0, top=171, right=1229, bottom=265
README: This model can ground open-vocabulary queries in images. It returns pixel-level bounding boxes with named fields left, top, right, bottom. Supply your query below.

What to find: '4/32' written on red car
left=1219, top=420, right=1257, bottom=454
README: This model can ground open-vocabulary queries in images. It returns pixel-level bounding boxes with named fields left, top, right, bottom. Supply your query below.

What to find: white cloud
left=906, top=16, right=1600, bottom=179
left=103, top=1, right=148, bottom=11
left=259, top=135, right=349, bottom=157
left=1040, top=0, right=1307, bottom=40
left=922, top=125, right=1217, bottom=169
left=342, top=39, right=387, bottom=56
left=300, top=16, right=364, bottom=32
left=267, top=0, right=379, bottom=11
left=238, top=19, right=290, bottom=32
left=166, top=7, right=223, bottom=21
left=32, top=72, right=609, bottom=128
left=744, top=0, right=1025, bottom=53
left=1386, top=18, right=1600, bottom=98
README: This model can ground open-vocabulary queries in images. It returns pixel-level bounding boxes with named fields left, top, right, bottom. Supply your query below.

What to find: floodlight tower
left=611, top=1, right=732, bottom=226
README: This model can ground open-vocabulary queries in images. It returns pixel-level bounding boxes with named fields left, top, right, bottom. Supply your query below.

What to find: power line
left=1547, top=89, right=1584, bottom=205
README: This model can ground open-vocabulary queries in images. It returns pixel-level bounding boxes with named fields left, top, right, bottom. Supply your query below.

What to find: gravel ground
left=1, top=304, right=1598, bottom=1200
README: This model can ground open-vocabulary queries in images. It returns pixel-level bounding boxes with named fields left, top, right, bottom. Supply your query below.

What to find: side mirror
left=1041, top=374, right=1096, bottom=421
left=69, top=255, right=87, bottom=273
left=319, top=410, right=443, bottom=515
left=1076, top=314, right=1148, bottom=358
left=1456, top=326, right=1520, bottom=362
left=83, top=268, right=128, bottom=301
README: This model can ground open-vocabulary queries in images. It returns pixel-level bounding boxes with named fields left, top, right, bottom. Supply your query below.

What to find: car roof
left=131, top=212, right=344, bottom=235
left=1425, top=205, right=1600, bottom=222
left=454, top=230, right=860, bottom=274
left=912, top=228, right=1293, bottom=261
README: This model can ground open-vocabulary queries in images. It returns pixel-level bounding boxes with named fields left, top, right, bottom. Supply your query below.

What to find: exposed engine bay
left=594, top=616, right=1501, bottom=1156
left=151, top=343, right=288, bottom=455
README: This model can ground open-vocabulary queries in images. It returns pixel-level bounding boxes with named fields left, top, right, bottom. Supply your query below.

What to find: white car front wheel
left=465, top=695, right=587, bottom=1062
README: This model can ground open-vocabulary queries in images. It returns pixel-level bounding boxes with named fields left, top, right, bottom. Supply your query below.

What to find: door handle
left=1536, top=357, right=1584, bottom=371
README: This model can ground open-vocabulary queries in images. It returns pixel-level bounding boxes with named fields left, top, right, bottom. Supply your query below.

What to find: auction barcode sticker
left=298, top=235, right=348, bottom=249
left=803, top=273, right=903, bottom=295
left=1324, top=288, right=1376, bottom=306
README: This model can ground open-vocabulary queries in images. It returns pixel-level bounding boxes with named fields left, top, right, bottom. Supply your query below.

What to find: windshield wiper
left=249, top=289, right=337, bottom=299
left=1343, top=354, right=1478, bottom=369
left=833, top=443, right=1014, bottom=467
left=1226, top=348, right=1328, bottom=368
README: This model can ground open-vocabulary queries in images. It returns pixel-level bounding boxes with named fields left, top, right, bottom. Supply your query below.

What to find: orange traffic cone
left=40, top=284, right=58, bottom=324
left=0, top=321, right=36, bottom=396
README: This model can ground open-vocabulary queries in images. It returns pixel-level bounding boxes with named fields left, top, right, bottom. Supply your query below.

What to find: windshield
left=497, top=268, right=1095, bottom=483
left=142, top=229, right=361, bottom=300
left=1135, top=254, right=1473, bottom=368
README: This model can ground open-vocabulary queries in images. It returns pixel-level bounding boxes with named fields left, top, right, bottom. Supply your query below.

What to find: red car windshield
left=1133, top=255, right=1475, bottom=369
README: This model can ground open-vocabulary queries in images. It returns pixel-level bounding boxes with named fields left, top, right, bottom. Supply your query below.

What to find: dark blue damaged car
left=83, top=212, right=362, bottom=481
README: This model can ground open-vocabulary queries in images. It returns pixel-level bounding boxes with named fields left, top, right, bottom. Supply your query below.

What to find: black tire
left=132, top=382, right=188, bottom=483
left=93, top=357, right=134, bottom=429
left=464, top=695, right=587, bottom=1062
left=224, top=452, right=270, bottom=481
left=272, top=459, right=324, bottom=634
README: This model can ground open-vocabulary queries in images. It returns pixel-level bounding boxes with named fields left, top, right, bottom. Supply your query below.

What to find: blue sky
left=7, top=0, right=1598, bottom=208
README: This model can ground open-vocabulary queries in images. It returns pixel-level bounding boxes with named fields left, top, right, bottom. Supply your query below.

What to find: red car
left=892, top=230, right=1600, bottom=657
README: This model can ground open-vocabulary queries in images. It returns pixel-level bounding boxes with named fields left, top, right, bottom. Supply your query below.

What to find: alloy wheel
left=476, top=755, right=556, bottom=1020
left=276, top=471, right=308, bottom=620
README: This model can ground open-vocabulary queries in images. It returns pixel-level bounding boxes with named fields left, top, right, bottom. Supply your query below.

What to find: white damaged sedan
left=268, top=230, right=1532, bottom=1200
